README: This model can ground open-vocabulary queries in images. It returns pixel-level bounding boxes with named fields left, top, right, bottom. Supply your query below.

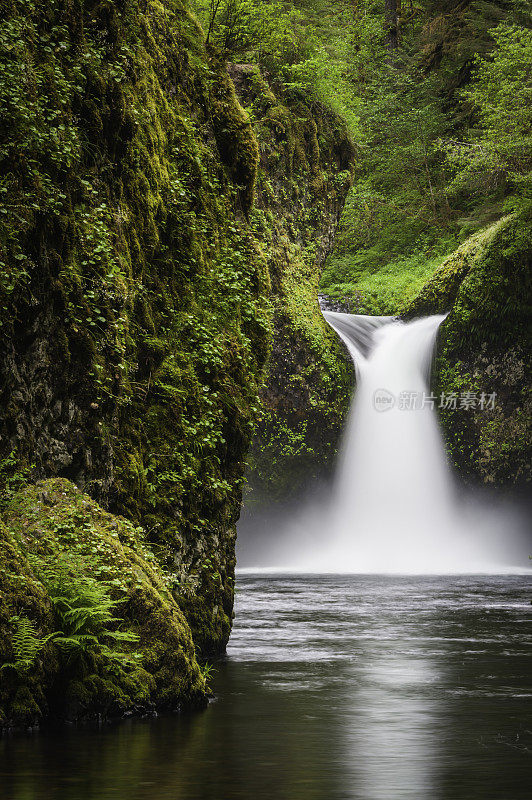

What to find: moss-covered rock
left=0, top=0, right=271, bottom=659
left=405, top=219, right=508, bottom=318
left=0, top=0, right=355, bottom=726
left=228, top=64, right=356, bottom=502
left=0, top=0, right=274, bottom=660
left=0, top=478, right=206, bottom=730
left=0, top=519, right=54, bottom=729
left=405, top=211, right=532, bottom=486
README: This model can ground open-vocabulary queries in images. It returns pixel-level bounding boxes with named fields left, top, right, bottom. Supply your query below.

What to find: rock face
left=0, top=1, right=354, bottom=726
left=228, top=65, right=355, bottom=504
left=405, top=211, right=532, bottom=487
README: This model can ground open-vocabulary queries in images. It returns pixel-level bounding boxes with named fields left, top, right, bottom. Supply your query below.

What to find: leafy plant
left=443, top=24, right=532, bottom=197
left=35, top=557, right=139, bottom=667
left=1, top=616, right=55, bottom=675
left=201, top=0, right=299, bottom=64
left=0, top=452, right=35, bottom=508
left=199, top=661, right=216, bottom=691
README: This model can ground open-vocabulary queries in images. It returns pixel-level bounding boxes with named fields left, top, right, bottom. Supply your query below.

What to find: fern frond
left=1, top=616, right=50, bottom=674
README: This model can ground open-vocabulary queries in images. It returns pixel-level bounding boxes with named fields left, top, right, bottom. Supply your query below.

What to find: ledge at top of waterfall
left=322, top=311, right=394, bottom=363
left=322, top=312, right=449, bottom=388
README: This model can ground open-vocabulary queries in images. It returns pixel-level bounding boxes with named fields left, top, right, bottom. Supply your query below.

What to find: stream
left=1, top=313, right=530, bottom=799
left=1, top=573, right=531, bottom=799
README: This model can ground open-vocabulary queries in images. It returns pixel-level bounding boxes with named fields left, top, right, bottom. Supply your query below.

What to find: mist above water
left=238, top=312, right=530, bottom=574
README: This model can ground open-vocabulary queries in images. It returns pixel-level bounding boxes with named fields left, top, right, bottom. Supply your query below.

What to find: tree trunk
left=385, top=0, right=400, bottom=49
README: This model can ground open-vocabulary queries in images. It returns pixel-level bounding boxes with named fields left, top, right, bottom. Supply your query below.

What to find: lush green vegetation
left=0, top=0, right=274, bottom=678
left=0, top=0, right=354, bottom=726
left=0, top=0, right=530, bottom=730
left=406, top=210, right=531, bottom=485
left=316, top=2, right=532, bottom=310
left=190, top=0, right=531, bottom=496
left=191, top=0, right=531, bottom=313
left=0, top=478, right=210, bottom=728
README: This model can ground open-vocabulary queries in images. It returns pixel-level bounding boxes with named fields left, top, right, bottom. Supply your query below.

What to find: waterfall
left=238, top=312, right=529, bottom=574
left=323, top=313, right=458, bottom=572
left=311, top=312, right=526, bottom=573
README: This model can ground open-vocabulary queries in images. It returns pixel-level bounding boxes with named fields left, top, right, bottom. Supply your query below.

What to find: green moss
left=405, top=218, right=508, bottom=318
left=0, top=478, right=207, bottom=729
left=0, top=0, right=355, bottom=723
left=209, top=53, right=259, bottom=215
left=0, top=519, right=54, bottom=729
left=226, top=65, right=356, bottom=502
left=0, top=0, right=274, bottom=660
left=406, top=211, right=532, bottom=485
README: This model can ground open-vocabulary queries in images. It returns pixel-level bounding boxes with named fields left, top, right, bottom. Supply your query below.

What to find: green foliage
left=204, top=0, right=531, bottom=492
left=201, top=0, right=299, bottom=63
left=468, top=24, right=532, bottom=157
left=442, top=24, right=532, bottom=198
left=199, top=661, right=216, bottom=691
left=1, top=616, right=53, bottom=675
left=0, top=479, right=208, bottom=727
left=0, top=0, right=275, bottom=659
left=323, top=250, right=452, bottom=315
left=404, top=211, right=532, bottom=484
left=195, top=0, right=354, bottom=104
left=0, top=0, right=354, bottom=726
left=35, top=557, right=139, bottom=666
left=0, top=452, right=34, bottom=508
left=319, top=1, right=531, bottom=309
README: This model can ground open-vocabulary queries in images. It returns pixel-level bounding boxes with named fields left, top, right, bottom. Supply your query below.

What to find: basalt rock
left=229, top=64, right=355, bottom=504
left=0, top=0, right=354, bottom=725
left=405, top=211, right=532, bottom=487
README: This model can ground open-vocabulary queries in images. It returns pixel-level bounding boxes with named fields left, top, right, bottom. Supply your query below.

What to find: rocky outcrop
left=0, top=479, right=205, bottom=729
left=405, top=211, right=532, bottom=487
left=0, top=0, right=354, bottom=726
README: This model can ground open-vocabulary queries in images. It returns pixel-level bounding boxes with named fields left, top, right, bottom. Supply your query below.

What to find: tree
left=385, top=0, right=400, bottom=49
left=443, top=23, right=532, bottom=198
left=200, top=0, right=297, bottom=61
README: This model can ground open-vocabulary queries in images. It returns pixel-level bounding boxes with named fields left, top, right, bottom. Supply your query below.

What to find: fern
left=34, top=557, right=140, bottom=665
left=24, top=553, right=140, bottom=670
left=1, top=616, right=54, bottom=675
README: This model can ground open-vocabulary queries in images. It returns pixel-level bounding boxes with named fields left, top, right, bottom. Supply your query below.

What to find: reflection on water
left=0, top=575, right=530, bottom=800
left=351, top=655, right=441, bottom=799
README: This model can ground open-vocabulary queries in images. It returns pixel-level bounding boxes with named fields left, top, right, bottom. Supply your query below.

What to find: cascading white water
left=238, top=310, right=529, bottom=574
left=322, top=313, right=459, bottom=572
left=305, top=312, right=525, bottom=573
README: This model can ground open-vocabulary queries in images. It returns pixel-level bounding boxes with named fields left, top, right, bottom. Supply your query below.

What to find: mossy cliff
left=229, top=65, right=355, bottom=503
left=0, top=1, right=353, bottom=726
left=405, top=210, right=532, bottom=486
